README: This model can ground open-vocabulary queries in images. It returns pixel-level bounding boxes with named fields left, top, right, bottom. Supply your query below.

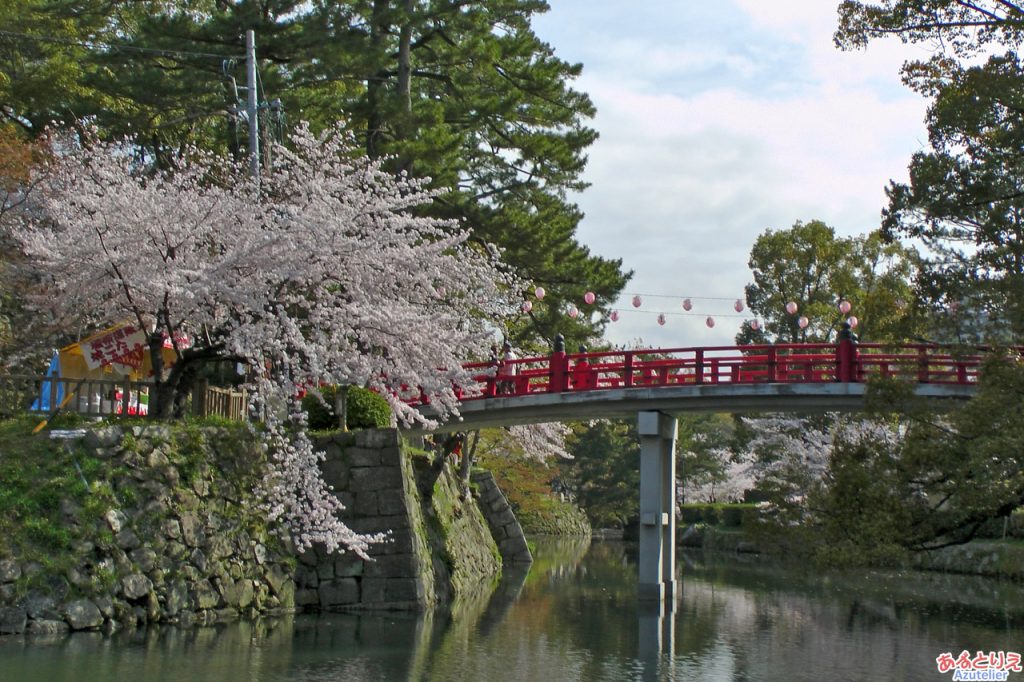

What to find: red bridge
left=420, top=337, right=990, bottom=430
left=414, top=336, right=1000, bottom=603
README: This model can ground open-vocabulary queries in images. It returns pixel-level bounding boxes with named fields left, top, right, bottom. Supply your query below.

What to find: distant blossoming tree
left=16, top=122, right=517, bottom=555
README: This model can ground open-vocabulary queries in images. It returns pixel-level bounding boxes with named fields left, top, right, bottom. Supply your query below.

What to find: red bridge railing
left=425, top=339, right=1006, bottom=405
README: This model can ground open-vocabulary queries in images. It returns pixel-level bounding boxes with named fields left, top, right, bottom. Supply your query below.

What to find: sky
left=530, top=0, right=935, bottom=348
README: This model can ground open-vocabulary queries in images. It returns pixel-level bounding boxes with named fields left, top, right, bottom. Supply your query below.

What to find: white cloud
left=533, top=1, right=931, bottom=347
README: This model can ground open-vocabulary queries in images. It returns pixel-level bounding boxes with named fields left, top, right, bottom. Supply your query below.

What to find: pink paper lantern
left=750, top=319, right=760, bottom=331
left=785, top=301, right=798, bottom=315
left=657, top=314, right=666, bottom=326
left=568, top=305, right=579, bottom=318
left=610, top=310, right=619, bottom=322
left=521, top=301, right=533, bottom=313
left=706, top=316, right=715, bottom=328
left=535, top=286, right=545, bottom=300
left=798, top=316, right=809, bottom=329
left=734, top=299, right=744, bottom=313
left=584, top=291, right=596, bottom=305
left=838, top=299, right=852, bottom=314
left=847, top=315, right=858, bottom=328
left=632, top=295, right=642, bottom=308
left=682, top=298, right=693, bottom=311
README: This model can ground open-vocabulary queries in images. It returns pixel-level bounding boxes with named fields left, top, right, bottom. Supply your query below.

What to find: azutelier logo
left=936, top=651, right=1022, bottom=681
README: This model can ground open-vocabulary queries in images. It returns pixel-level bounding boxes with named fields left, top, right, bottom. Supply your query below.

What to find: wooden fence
left=0, top=374, right=248, bottom=422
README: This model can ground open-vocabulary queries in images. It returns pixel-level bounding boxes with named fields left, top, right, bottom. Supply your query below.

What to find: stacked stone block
left=471, top=471, right=533, bottom=564
left=294, top=429, right=436, bottom=611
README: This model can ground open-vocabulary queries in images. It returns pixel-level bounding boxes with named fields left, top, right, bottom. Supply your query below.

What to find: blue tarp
left=31, top=351, right=63, bottom=412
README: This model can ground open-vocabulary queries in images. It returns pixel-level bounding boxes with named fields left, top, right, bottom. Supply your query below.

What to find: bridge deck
left=409, top=340, right=994, bottom=430
left=419, top=382, right=975, bottom=431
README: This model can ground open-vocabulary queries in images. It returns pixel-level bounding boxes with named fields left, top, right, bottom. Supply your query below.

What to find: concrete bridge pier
left=637, top=410, right=678, bottom=601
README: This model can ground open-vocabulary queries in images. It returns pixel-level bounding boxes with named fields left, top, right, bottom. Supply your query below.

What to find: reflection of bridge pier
left=638, top=597, right=676, bottom=680
left=637, top=410, right=677, bottom=602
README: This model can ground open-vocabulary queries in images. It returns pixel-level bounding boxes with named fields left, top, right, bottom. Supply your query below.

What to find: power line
left=609, top=308, right=749, bottom=319
left=0, top=29, right=243, bottom=60
left=620, top=291, right=742, bottom=301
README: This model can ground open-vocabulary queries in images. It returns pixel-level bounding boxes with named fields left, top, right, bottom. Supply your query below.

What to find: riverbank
left=2, top=539, right=1022, bottom=681
left=682, top=524, right=1024, bottom=581
left=0, top=417, right=296, bottom=636
left=0, top=418, right=527, bottom=636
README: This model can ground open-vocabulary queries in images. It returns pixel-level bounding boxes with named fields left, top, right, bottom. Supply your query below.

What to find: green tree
left=742, top=220, right=918, bottom=343
left=3, top=0, right=629, bottom=349
left=835, top=1, right=1024, bottom=57
left=882, top=54, right=1024, bottom=340
left=562, top=420, right=639, bottom=529
left=836, top=1, right=1024, bottom=341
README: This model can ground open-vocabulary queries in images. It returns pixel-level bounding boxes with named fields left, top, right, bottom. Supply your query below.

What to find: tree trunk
left=335, top=385, right=349, bottom=431
left=460, top=430, right=479, bottom=500
left=366, top=0, right=389, bottom=158
left=397, top=0, right=413, bottom=115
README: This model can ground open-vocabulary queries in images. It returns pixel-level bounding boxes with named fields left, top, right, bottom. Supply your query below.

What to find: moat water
left=1, top=538, right=1022, bottom=681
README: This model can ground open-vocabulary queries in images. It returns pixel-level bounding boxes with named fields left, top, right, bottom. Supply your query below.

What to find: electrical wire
left=0, top=29, right=243, bottom=60
left=608, top=308, right=748, bottom=318
left=619, top=291, right=743, bottom=301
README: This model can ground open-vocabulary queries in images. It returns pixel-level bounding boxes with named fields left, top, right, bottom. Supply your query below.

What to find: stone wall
left=0, top=424, right=295, bottom=636
left=293, top=430, right=504, bottom=611
left=0, top=424, right=522, bottom=636
left=472, top=471, right=532, bottom=564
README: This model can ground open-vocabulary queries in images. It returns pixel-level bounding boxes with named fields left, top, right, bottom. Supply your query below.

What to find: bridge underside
left=410, top=381, right=974, bottom=603
left=415, top=382, right=974, bottom=432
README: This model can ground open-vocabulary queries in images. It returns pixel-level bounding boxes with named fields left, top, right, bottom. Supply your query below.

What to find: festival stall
left=35, top=322, right=190, bottom=416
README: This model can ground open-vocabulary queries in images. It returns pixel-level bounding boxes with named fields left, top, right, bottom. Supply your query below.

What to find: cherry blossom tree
left=15, top=122, right=518, bottom=555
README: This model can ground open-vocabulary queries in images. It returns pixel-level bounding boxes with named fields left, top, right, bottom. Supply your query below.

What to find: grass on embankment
left=0, top=412, right=256, bottom=598
left=0, top=414, right=110, bottom=592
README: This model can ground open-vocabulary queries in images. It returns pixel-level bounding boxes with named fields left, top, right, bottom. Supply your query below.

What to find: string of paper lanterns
left=523, top=287, right=754, bottom=329
left=776, top=299, right=859, bottom=331
left=522, top=287, right=860, bottom=333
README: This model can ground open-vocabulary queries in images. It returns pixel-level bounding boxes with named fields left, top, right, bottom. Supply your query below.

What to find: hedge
left=301, top=385, right=392, bottom=431
left=679, top=503, right=760, bottom=527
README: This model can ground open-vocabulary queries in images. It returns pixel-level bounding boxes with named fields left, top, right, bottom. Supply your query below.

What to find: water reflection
left=1, top=540, right=1023, bottom=681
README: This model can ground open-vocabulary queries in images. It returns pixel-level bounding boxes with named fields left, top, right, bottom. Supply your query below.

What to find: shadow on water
left=3, top=539, right=1024, bottom=681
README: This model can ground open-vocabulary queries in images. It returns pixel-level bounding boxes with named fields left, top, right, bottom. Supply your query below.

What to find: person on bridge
left=499, top=341, right=518, bottom=394
left=572, top=345, right=597, bottom=390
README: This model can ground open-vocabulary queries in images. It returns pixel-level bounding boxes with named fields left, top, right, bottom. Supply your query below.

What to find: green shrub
left=741, top=505, right=762, bottom=528
left=680, top=503, right=759, bottom=527
left=302, top=386, right=338, bottom=430
left=347, top=386, right=391, bottom=429
left=302, top=385, right=392, bottom=431
left=680, top=506, right=704, bottom=524
left=721, top=505, right=744, bottom=527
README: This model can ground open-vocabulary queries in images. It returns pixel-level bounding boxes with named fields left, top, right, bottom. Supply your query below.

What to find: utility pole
left=246, top=29, right=260, bottom=185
